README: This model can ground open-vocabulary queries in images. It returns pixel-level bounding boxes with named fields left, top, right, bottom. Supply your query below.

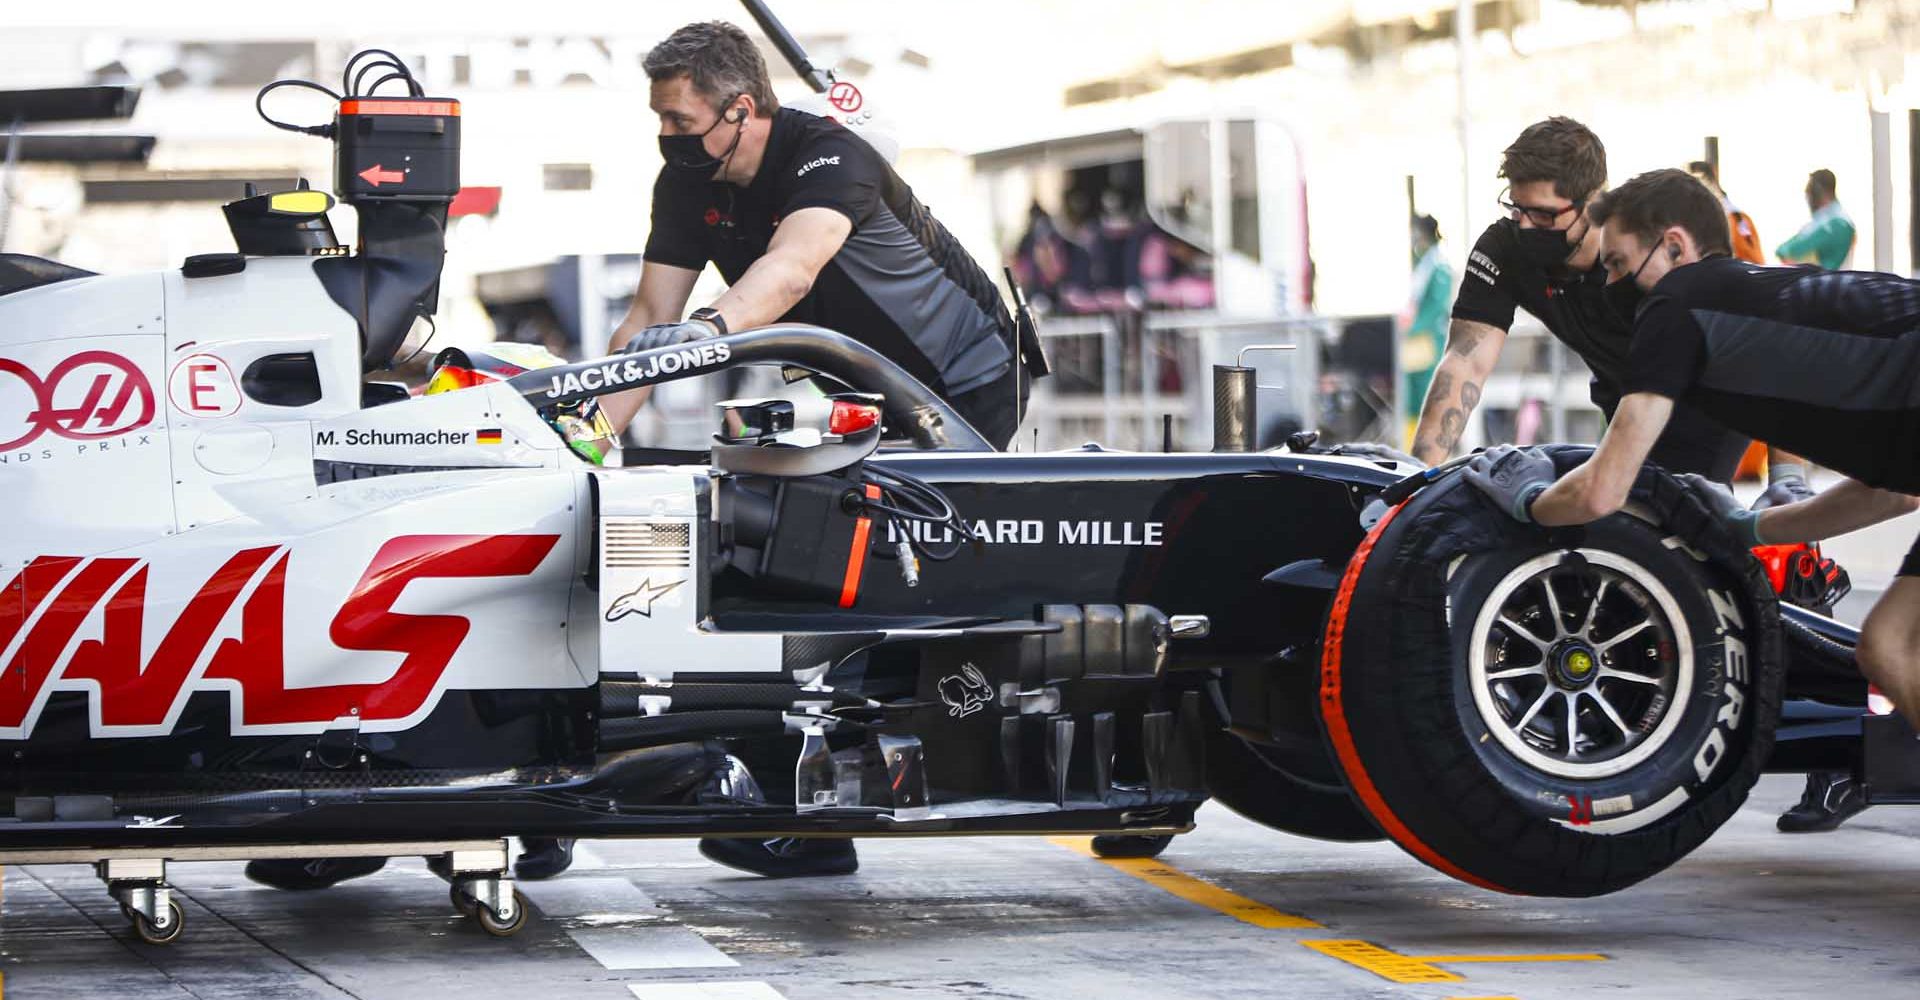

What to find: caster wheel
left=1090, top=834, right=1174, bottom=859
left=473, top=889, right=528, bottom=938
left=132, top=899, right=186, bottom=945
left=449, top=883, right=480, bottom=917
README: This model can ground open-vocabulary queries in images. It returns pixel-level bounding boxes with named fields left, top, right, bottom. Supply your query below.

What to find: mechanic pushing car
left=1407, top=119, right=1864, bottom=831
left=605, top=19, right=1037, bottom=881
left=598, top=20, right=1032, bottom=451
left=1410, top=116, right=1809, bottom=491
left=1464, top=166, right=1920, bottom=739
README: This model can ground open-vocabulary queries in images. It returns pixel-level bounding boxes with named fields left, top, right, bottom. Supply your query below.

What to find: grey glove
left=1463, top=444, right=1556, bottom=523
left=1751, top=474, right=1815, bottom=511
left=1677, top=473, right=1763, bottom=545
left=623, top=318, right=717, bottom=354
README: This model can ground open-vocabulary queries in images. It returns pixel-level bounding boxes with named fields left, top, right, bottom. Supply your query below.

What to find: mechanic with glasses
left=1409, top=117, right=1807, bottom=494
left=1464, top=166, right=1920, bottom=765
left=598, top=20, right=1032, bottom=452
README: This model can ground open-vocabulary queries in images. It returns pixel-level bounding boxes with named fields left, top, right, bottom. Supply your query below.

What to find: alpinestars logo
left=605, top=578, right=684, bottom=621
left=796, top=155, right=841, bottom=177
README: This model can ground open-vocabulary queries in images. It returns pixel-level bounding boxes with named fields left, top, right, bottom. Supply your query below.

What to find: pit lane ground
left=2, top=484, right=1915, bottom=1000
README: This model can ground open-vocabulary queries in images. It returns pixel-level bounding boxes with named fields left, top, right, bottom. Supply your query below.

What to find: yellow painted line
left=1048, top=837, right=1321, bottom=929
left=1302, top=939, right=1465, bottom=983
left=1415, top=953, right=1607, bottom=964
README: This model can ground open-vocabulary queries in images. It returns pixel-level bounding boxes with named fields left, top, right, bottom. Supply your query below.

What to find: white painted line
left=569, top=927, right=739, bottom=970
left=627, top=983, right=786, bottom=1000
left=519, top=876, right=658, bottom=919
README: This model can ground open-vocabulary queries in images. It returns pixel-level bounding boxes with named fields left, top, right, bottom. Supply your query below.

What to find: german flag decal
left=476, top=428, right=504, bottom=445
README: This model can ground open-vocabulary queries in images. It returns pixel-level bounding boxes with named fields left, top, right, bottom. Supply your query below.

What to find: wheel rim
left=1466, top=549, right=1693, bottom=780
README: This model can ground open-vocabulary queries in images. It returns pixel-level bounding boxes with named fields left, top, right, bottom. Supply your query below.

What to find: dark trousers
left=947, top=364, right=1030, bottom=451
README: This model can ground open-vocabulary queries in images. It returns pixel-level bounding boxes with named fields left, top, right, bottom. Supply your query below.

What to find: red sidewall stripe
left=1318, top=501, right=1511, bottom=894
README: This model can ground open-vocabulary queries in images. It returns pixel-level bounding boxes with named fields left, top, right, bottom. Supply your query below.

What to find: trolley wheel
left=132, top=898, right=186, bottom=945
left=449, top=882, right=480, bottom=917
left=473, top=889, right=529, bottom=938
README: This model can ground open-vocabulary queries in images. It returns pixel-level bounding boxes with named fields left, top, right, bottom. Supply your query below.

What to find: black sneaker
left=698, top=837, right=859, bottom=878
left=1090, top=834, right=1174, bottom=859
left=244, top=856, right=388, bottom=890
left=1777, top=772, right=1870, bottom=833
left=514, top=838, right=576, bottom=881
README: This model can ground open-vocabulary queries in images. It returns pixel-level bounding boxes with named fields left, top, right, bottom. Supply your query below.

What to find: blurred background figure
left=1400, top=213, right=1452, bottom=448
left=1010, top=201, right=1096, bottom=316
left=1689, top=160, right=1765, bottom=265
left=1777, top=168, right=1856, bottom=269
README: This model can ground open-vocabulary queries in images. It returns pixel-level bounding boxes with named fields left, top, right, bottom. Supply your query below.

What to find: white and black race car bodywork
left=1, top=46, right=1904, bottom=932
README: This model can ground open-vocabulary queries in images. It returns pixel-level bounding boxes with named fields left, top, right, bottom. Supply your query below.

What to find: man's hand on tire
left=1463, top=444, right=1556, bottom=523
left=1751, top=474, right=1816, bottom=511
left=1677, top=472, right=1764, bottom=545
left=623, top=318, right=718, bottom=354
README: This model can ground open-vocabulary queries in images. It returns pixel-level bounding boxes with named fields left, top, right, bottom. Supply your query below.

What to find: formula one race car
left=2, top=47, right=1911, bottom=946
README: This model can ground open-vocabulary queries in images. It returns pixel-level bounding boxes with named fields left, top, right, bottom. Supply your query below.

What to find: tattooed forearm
left=1447, top=321, right=1486, bottom=358
left=1436, top=408, right=1464, bottom=452
left=1414, top=374, right=1484, bottom=459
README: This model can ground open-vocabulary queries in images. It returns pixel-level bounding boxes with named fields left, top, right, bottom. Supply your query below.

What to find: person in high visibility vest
left=1687, top=161, right=1764, bottom=265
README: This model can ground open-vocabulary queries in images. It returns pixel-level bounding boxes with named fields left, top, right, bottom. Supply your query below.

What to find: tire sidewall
left=1321, top=447, right=1784, bottom=896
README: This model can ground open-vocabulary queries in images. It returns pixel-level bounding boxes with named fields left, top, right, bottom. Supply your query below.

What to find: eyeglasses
left=1498, top=188, right=1583, bottom=229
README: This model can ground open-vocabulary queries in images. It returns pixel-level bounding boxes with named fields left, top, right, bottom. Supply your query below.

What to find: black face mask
left=1507, top=217, right=1580, bottom=270
left=1604, top=242, right=1662, bottom=324
left=659, top=98, right=745, bottom=177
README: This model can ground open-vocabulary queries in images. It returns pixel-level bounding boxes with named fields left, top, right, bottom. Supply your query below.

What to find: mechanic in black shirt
left=1465, top=167, right=1920, bottom=739
left=600, top=21, right=1029, bottom=449
left=600, top=19, right=1041, bottom=883
left=1411, top=118, right=1810, bottom=493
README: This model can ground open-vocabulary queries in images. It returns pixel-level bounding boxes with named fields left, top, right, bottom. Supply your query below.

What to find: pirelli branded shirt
left=1624, top=256, right=1920, bottom=493
left=644, top=108, right=1015, bottom=395
left=1450, top=220, right=1751, bottom=481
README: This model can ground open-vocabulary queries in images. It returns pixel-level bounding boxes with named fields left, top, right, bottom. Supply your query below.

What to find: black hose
left=598, top=710, right=787, bottom=751
left=1781, top=612, right=1860, bottom=676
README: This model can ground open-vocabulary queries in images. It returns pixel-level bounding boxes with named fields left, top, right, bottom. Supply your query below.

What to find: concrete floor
left=3, top=481, right=1915, bottom=1000
left=3, top=785, right=1917, bottom=1000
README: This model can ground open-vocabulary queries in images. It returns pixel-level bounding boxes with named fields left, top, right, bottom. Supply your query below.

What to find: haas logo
left=937, top=663, right=994, bottom=719
left=1, top=351, right=155, bottom=450
left=0, top=534, right=557, bottom=738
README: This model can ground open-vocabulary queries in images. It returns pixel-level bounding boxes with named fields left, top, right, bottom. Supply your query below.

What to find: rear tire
left=1320, top=449, right=1783, bottom=896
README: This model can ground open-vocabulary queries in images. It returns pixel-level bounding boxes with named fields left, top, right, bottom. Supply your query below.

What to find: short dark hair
left=1686, top=160, right=1717, bottom=185
left=1589, top=168, right=1732, bottom=256
left=1412, top=213, right=1441, bottom=242
left=1809, top=168, right=1837, bottom=196
left=644, top=21, right=779, bottom=118
left=1500, top=117, right=1607, bottom=203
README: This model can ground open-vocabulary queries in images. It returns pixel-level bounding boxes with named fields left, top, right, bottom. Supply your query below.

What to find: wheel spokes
left=1539, top=577, right=1568, bottom=639
left=1586, top=688, right=1634, bottom=739
left=1497, top=614, right=1552, bottom=652
left=1487, top=664, right=1547, bottom=681
left=1596, top=666, right=1661, bottom=686
left=1562, top=693, right=1581, bottom=759
left=1595, top=618, right=1657, bottom=653
left=1576, top=578, right=1612, bottom=638
left=1513, top=687, right=1556, bottom=731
